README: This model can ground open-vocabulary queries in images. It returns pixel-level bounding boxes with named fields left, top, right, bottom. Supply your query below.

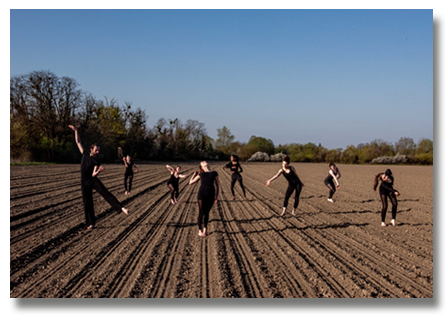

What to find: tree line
left=10, top=71, right=433, bottom=165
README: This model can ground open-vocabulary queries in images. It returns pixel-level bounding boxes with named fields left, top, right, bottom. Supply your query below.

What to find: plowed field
left=10, top=163, right=433, bottom=298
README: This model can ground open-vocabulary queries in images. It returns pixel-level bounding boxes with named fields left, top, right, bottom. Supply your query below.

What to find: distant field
left=10, top=162, right=433, bottom=298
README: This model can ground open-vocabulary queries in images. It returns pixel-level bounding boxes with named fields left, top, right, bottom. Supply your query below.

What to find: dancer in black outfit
left=189, top=161, right=220, bottom=237
left=166, top=165, right=188, bottom=204
left=374, top=169, right=400, bottom=227
left=69, top=125, right=129, bottom=230
left=225, top=155, right=247, bottom=200
left=123, top=155, right=139, bottom=195
left=266, top=155, right=304, bottom=216
left=324, top=163, right=341, bottom=203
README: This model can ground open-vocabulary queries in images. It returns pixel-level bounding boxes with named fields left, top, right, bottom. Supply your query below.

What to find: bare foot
left=203, top=229, right=209, bottom=236
left=171, top=199, right=175, bottom=205
left=232, top=196, right=235, bottom=200
left=87, top=225, right=95, bottom=230
left=174, top=198, right=178, bottom=204
left=381, top=222, right=386, bottom=227
left=199, top=231, right=206, bottom=237
left=125, top=191, right=128, bottom=195
left=391, top=219, right=396, bottom=226
left=292, top=209, right=296, bottom=216
left=280, top=208, right=286, bottom=216
left=122, top=207, right=129, bottom=215
left=244, top=196, right=247, bottom=200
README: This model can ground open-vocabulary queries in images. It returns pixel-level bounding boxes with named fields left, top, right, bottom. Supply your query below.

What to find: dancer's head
left=231, top=155, right=239, bottom=163
left=199, top=161, right=208, bottom=172
left=282, top=155, right=290, bottom=168
left=373, top=171, right=391, bottom=191
left=90, top=144, right=100, bottom=156
left=126, top=155, right=131, bottom=162
left=175, top=166, right=181, bottom=173
left=329, top=162, right=336, bottom=170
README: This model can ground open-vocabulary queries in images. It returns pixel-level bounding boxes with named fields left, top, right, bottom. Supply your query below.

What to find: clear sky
left=10, top=9, right=433, bottom=149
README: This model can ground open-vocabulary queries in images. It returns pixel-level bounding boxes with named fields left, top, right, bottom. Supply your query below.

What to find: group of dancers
left=69, top=126, right=401, bottom=234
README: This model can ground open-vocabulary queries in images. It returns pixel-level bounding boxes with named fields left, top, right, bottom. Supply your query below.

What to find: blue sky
left=10, top=9, right=433, bottom=149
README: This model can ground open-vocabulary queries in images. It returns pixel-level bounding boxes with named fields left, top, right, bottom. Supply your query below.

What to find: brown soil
left=10, top=162, right=433, bottom=298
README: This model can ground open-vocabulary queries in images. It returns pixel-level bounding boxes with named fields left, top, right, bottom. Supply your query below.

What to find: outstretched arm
left=68, top=125, right=84, bottom=154
left=166, top=165, right=175, bottom=173
left=179, top=173, right=189, bottom=179
left=214, top=176, right=220, bottom=203
left=189, top=171, right=201, bottom=185
left=266, top=169, right=283, bottom=186
left=133, top=163, right=139, bottom=173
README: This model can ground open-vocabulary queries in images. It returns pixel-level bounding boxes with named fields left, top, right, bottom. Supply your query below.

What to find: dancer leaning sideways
left=266, top=155, right=304, bottom=216
left=166, top=165, right=188, bottom=204
left=123, top=155, right=139, bottom=195
left=69, top=125, right=129, bottom=230
left=189, top=161, right=219, bottom=237
left=374, top=169, right=400, bottom=227
left=225, top=155, right=247, bottom=200
left=324, top=163, right=341, bottom=203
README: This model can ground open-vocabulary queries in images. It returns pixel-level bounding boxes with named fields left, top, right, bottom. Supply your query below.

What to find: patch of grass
left=10, top=162, right=58, bottom=166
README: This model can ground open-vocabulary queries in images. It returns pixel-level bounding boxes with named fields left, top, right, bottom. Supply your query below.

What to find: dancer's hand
left=135, top=169, right=139, bottom=173
left=122, top=157, right=126, bottom=161
left=336, top=185, right=340, bottom=189
left=98, top=166, right=104, bottom=172
left=395, top=191, right=400, bottom=196
left=214, top=198, right=218, bottom=204
left=68, top=125, right=77, bottom=131
left=266, top=180, right=270, bottom=187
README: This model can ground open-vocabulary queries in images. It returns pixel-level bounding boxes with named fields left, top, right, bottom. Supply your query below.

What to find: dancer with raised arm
left=374, top=169, right=400, bottom=227
left=189, top=161, right=220, bottom=237
left=69, top=125, right=129, bottom=230
left=123, top=155, right=139, bottom=195
left=166, top=165, right=188, bottom=204
left=266, top=155, right=304, bottom=216
left=324, top=163, right=341, bottom=203
left=225, top=155, right=247, bottom=200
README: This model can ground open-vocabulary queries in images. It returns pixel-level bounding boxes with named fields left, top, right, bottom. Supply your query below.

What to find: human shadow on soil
left=395, top=223, right=431, bottom=227
left=212, top=222, right=371, bottom=235
left=325, top=208, right=412, bottom=215
left=164, top=215, right=280, bottom=228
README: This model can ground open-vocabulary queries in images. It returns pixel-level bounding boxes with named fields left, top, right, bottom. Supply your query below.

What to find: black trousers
left=284, top=183, right=302, bottom=208
left=231, top=174, right=246, bottom=197
left=326, top=180, right=336, bottom=199
left=81, top=178, right=123, bottom=227
left=168, top=183, right=179, bottom=200
left=124, top=173, right=134, bottom=192
left=380, top=192, right=398, bottom=222
left=197, top=197, right=214, bottom=230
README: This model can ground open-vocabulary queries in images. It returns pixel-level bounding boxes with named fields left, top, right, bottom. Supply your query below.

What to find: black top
left=282, top=168, right=300, bottom=186
left=200, top=171, right=218, bottom=187
left=167, top=174, right=179, bottom=187
left=380, top=175, right=398, bottom=195
left=225, top=162, right=242, bottom=174
left=124, top=159, right=134, bottom=175
left=324, top=169, right=338, bottom=184
left=81, top=151, right=100, bottom=181
left=197, top=171, right=218, bottom=200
